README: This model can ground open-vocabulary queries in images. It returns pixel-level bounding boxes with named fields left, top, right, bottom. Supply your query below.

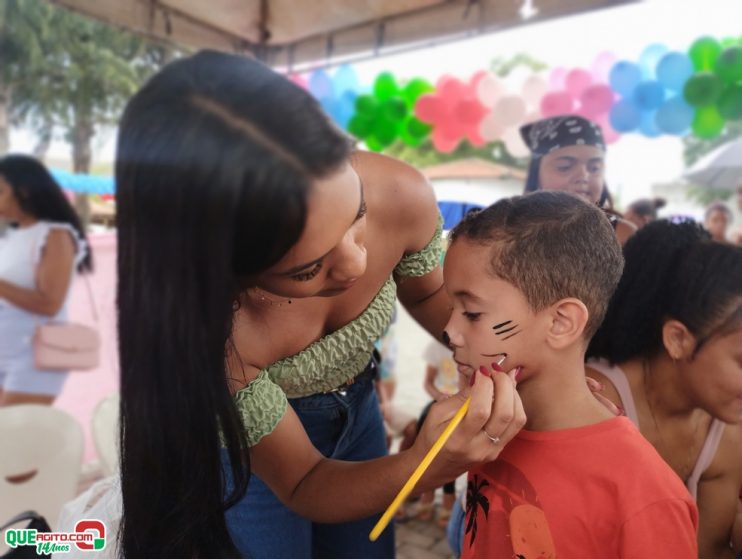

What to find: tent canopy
left=49, top=0, right=638, bottom=71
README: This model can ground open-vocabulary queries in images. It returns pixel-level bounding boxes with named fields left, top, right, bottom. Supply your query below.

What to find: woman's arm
left=250, top=369, right=525, bottom=522
left=0, top=229, right=76, bottom=316
left=697, top=425, right=742, bottom=559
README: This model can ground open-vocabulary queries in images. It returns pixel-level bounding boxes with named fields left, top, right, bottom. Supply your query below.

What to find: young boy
left=443, top=191, right=698, bottom=558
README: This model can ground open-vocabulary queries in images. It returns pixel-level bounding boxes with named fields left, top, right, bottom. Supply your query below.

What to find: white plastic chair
left=0, top=404, right=83, bottom=548
left=91, top=392, right=119, bottom=476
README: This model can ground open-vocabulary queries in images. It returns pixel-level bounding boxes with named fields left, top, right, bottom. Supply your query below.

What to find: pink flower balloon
left=540, top=91, right=575, bottom=116
left=549, top=67, right=568, bottom=90
left=565, top=68, right=593, bottom=99
left=580, top=84, right=615, bottom=118
left=591, top=51, right=617, bottom=83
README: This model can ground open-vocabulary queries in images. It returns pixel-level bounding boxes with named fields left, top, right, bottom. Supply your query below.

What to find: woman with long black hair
left=0, top=155, right=91, bottom=406
left=115, top=50, right=525, bottom=559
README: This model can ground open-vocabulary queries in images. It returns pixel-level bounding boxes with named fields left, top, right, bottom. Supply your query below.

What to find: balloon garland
left=296, top=34, right=742, bottom=153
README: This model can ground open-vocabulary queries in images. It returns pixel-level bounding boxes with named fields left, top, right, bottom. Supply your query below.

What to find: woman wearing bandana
left=520, top=115, right=636, bottom=245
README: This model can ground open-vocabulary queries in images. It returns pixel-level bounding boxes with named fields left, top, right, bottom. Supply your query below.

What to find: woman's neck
left=636, top=354, right=698, bottom=419
left=13, top=213, right=39, bottom=228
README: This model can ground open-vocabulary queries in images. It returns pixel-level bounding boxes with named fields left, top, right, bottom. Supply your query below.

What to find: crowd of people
left=1, top=51, right=741, bottom=559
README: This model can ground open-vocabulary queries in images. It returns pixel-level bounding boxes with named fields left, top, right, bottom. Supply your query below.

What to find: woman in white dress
left=0, top=154, right=91, bottom=406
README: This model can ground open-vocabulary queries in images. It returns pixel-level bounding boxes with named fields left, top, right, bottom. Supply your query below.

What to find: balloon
left=491, top=95, right=527, bottom=127
left=401, top=78, right=434, bottom=107
left=431, top=127, right=460, bottom=153
left=609, top=61, right=642, bottom=98
left=374, top=72, right=399, bottom=101
left=333, top=65, right=360, bottom=95
left=655, top=96, right=694, bottom=135
left=455, top=99, right=485, bottom=124
left=633, top=81, right=665, bottom=111
left=549, top=67, right=568, bottom=90
left=406, top=117, right=432, bottom=140
left=309, top=70, right=333, bottom=99
left=288, top=74, right=308, bottom=89
left=355, top=94, right=378, bottom=116
left=476, top=73, right=505, bottom=108
left=714, top=46, right=742, bottom=84
left=639, top=110, right=661, bottom=138
left=372, top=118, right=398, bottom=147
left=502, top=126, right=530, bottom=158
left=689, top=36, right=722, bottom=71
left=591, top=51, right=617, bottom=83
left=414, top=94, right=441, bottom=123
left=347, top=115, right=374, bottom=138
left=382, top=97, right=407, bottom=121
left=580, top=84, right=615, bottom=118
left=717, top=84, right=742, bottom=120
left=364, top=136, right=384, bottom=152
left=565, top=68, right=593, bottom=98
left=609, top=99, right=641, bottom=132
left=438, top=76, right=465, bottom=100
left=656, top=52, right=694, bottom=91
left=540, top=91, right=574, bottom=116
left=692, top=105, right=725, bottom=138
left=639, top=44, right=669, bottom=79
left=522, top=75, right=548, bottom=107
left=683, top=72, right=723, bottom=107
left=478, top=113, right=506, bottom=142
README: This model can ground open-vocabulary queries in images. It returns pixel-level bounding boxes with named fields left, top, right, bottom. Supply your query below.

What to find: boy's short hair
left=449, top=191, right=624, bottom=339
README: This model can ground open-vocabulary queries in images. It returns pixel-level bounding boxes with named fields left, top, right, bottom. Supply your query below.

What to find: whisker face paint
left=492, top=319, right=522, bottom=340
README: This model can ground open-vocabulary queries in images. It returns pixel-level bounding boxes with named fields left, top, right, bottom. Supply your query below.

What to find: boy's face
left=443, top=239, right=543, bottom=383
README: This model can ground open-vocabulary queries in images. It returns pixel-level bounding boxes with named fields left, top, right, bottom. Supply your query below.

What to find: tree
left=0, top=0, right=53, bottom=154
left=9, top=0, right=176, bottom=222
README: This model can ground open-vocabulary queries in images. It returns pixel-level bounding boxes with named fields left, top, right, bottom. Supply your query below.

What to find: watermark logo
left=4, top=519, right=106, bottom=555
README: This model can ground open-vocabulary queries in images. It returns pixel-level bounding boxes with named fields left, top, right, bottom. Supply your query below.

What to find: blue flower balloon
left=609, top=61, right=643, bottom=98
left=609, top=98, right=642, bottom=132
left=656, top=52, right=694, bottom=92
left=633, top=81, right=665, bottom=111
left=655, top=96, right=694, bottom=135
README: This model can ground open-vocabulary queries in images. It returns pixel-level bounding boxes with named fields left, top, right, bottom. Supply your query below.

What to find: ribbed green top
left=234, top=217, right=442, bottom=446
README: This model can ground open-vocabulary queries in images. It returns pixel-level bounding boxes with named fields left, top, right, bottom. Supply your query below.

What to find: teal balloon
left=609, top=98, right=641, bottom=132
left=382, top=97, right=407, bottom=121
left=655, top=96, right=694, bottom=135
left=692, top=105, right=725, bottom=139
left=401, top=79, right=433, bottom=107
left=689, top=36, right=722, bottom=71
left=639, top=43, right=669, bottom=79
left=683, top=72, right=723, bottom=107
left=609, top=61, right=642, bottom=97
left=717, top=84, right=742, bottom=120
left=714, top=46, right=742, bottom=84
left=354, top=94, right=378, bottom=116
left=656, top=52, right=694, bottom=91
left=639, top=110, right=661, bottom=138
left=373, top=73, right=399, bottom=102
left=633, top=81, right=665, bottom=111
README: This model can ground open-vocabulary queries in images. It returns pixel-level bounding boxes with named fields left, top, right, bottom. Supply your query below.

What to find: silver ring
left=483, top=430, right=500, bottom=445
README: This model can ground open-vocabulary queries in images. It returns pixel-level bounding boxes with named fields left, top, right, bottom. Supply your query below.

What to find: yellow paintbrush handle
left=369, top=396, right=471, bottom=541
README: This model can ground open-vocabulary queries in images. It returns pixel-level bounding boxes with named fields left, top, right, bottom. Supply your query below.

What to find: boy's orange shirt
left=462, top=416, right=698, bottom=559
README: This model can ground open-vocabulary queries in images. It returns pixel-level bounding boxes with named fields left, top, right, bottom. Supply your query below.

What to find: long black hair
left=116, top=50, right=351, bottom=558
left=588, top=219, right=742, bottom=363
left=0, top=154, right=92, bottom=272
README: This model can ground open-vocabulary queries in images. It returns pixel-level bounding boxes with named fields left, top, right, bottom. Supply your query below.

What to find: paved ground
left=396, top=517, right=454, bottom=559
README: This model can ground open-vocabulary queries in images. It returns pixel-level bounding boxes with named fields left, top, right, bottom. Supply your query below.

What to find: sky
left=9, top=0, right=742, bottom=207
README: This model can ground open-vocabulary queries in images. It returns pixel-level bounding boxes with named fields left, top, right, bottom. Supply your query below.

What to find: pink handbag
left=33, top=321, right=100, bottom=371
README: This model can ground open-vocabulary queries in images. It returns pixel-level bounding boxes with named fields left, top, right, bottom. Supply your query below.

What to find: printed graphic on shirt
left=465, top=461, right=556, bottom=559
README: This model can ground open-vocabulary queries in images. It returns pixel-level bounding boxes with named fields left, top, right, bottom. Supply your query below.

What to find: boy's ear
left=545, top=298, right=589, bottom=350
left=661, top=319, right=696, bottom=360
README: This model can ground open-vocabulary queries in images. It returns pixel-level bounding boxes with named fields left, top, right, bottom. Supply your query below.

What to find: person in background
left=587, top=219, right=742, bottom=558
left=704, top=200, right=734, bottom=243
left=446, top=191, right=697, bottom=558
left=520, top=114, right=636, bottom=245
left=624, top=197, right=666, bottom=229
left=0, top=155, right=91, bottom=406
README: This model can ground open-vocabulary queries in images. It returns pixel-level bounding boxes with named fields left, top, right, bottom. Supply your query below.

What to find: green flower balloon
left=717, top=84, right=742, bottom=121
left=684, top=72, right=723, bottom=107
left=692, top=105, right=725, bottom=138
left=715, top=46, right=742, bottom=84
left=689, top=36, right=722, bottom=71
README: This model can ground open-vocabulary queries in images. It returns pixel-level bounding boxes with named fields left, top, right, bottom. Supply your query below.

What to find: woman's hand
left=586, top=376, right=623, bottom=416
left=413, top=366, right=526, bottom=490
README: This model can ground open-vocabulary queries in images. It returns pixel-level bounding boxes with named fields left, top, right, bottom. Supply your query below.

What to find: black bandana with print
left=519, top=115, right=606, bottom=157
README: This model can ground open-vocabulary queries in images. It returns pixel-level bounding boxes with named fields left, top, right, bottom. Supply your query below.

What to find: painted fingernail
left=478, top=366, right=491, bottom=376
left=616, top=405, right=625, bottom=416
left=515, top=366, right=523, bottom=381
left=490, top=361, right=504, bottom=372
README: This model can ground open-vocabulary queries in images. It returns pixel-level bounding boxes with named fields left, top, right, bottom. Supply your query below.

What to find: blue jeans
left=223, top=366, right=394, bottom=559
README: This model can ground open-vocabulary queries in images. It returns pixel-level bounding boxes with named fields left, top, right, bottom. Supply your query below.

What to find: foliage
left=682, top=120, right=742, bottom=168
